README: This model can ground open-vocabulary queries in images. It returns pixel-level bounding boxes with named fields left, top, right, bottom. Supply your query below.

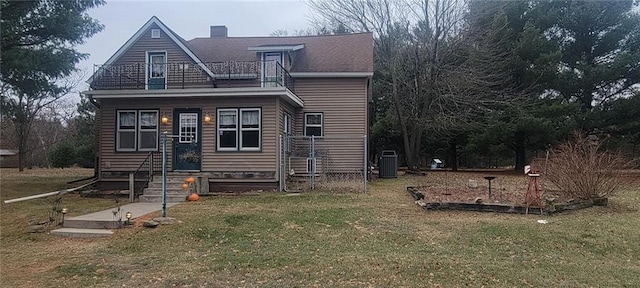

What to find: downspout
left=86, top=92, right=100, bottom=179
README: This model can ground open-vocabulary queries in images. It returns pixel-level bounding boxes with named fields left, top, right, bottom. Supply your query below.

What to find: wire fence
left=279, top=134, right=367, bottom=193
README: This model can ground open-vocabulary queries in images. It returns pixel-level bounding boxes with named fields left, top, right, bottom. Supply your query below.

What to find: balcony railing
left=90, top=61, right=294, bottom=92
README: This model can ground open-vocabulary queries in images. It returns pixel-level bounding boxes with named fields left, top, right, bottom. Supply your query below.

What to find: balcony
left=90, top=61, right=294, bottom=92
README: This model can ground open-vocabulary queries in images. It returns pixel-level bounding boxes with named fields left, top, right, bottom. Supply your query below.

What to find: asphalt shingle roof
left=187, top=33, right=373, bottom=73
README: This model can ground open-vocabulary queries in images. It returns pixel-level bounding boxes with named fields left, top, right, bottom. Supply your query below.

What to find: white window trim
left=240, top=108, right=261, bottom=151
left=261, top=52, right=283, bottom=87
left=217, top=108, right=239, bottom=151
left=283, top=112, right=292, bottom=153
left=117, top=110, right=137, bottom=152
left=178, top=112, right=198, bottom=144
left=138, top=110, right=159, bottom=151
left=145, top=51, right=167, bottom=90
left=151, top=29, right=160, bottom=38
left=304, top=112, right=323, bottom=137
left=216, top=108, right=262, bottom=151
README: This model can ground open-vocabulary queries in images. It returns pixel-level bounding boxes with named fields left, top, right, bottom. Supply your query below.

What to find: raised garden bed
left=407, top=186, right=607, bottom=215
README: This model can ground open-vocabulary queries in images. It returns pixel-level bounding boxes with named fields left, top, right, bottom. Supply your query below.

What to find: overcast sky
left=77, top=0, right=312, bottom=89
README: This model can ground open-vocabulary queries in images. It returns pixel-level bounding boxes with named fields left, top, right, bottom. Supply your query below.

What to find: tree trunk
left=514, top=131, right=526, bottom=172
left=391, top=67, right=414, bottom=169
left=449, top=140, right=458, bottom=171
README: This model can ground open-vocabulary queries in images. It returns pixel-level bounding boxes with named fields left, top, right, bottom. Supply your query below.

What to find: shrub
left=48, top=141, right=77, bottom=168
left=539, top=132, right=632, bottom=200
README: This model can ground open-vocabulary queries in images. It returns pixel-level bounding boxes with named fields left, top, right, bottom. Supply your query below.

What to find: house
left=83, top=16, right=373, bottom=194
left=0, top=149, right=18, bottom=168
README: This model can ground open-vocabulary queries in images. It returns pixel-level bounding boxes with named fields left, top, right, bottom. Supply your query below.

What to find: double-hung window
left=283, top=113, right=292, bottom=153
left=217, top=108, right=261, bottom=151
left=304, top=112, right=323, bottom=137
left=116, top=110, right=159, bottom=152
left=117, top=111, right=137, bottom=151
left=138, top=110, right=159, bottom=151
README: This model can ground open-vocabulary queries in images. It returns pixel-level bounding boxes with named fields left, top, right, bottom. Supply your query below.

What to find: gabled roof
left=87, top=16, right=214, bottom=83
left=188, top=33, right=374, bottom=73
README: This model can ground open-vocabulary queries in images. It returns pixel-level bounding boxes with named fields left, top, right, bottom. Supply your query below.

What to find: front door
left=173, top=108, right=201, bottom=171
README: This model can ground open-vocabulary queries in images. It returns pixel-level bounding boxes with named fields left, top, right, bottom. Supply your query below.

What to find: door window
left=179, top=113, right=197, bottom=143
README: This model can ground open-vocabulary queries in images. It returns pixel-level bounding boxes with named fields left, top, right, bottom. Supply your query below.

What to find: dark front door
left=173, top=108, right=201, bottom=171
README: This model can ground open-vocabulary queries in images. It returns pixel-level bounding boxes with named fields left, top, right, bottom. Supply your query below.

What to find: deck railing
left=90, top=61, right=294, bottom=92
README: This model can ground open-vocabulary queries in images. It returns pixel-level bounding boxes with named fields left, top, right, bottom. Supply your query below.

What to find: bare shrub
left=538, top=132, right=632, bottom=200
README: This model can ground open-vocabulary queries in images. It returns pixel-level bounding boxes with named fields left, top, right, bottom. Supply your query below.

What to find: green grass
left=1, top=170, right=639, bottom=287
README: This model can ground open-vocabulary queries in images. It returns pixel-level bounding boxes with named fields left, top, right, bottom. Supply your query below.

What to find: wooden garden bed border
left=407, top=186, right=607, bottom=215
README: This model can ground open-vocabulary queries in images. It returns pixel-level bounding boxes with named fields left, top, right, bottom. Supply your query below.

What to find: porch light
left=161, top=115, right=169, bottom=124
left=204, top=115, right=212, bottom=123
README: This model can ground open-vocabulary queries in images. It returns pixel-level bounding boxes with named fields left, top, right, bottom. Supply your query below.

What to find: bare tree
left=1, top=73, right=83, bottom=170
left=309, top=0, right=517, bottom=169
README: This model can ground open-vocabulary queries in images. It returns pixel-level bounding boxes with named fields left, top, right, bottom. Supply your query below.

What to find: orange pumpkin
left=187, top=193, right=200, bottom=201
left=181, top=183, right=189, bottom=190
left=185, top=176, right=195, bottom=184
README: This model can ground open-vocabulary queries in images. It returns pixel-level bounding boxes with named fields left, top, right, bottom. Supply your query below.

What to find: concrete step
left=51, top=228, right=114, bottom=238
left=142, top=187, right=189, bottom=195
left=64, top=219, right=124, bottom=229
left=147, top=182, right=190, bottom=189
left=139, top=194, right=188, bottom=203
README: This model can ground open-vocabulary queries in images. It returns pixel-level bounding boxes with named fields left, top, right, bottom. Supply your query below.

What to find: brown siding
left=113, top=23, right=193, bottom=66
left=294, top=78, right=367, bottom=136
left=292, top=77, right=368, bottom=173
left=109, top=23, right=211, bottom=89
left=98, top=96, right=278, bottom=178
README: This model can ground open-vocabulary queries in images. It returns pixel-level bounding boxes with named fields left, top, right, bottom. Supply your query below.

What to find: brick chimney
left=210, top=26, right=228, bottom=38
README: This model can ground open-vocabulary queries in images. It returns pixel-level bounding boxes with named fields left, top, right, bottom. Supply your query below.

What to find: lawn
left=1, top=169, right=639, bottom=287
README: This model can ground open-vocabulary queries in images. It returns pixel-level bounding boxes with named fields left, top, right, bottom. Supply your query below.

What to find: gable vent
left=151, top=29, right=160, bottom=38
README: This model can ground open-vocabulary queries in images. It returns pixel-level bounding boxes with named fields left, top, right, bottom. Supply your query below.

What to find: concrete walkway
left=51, top=202, right=181, bottom=238
left=66, top=202, right=180, bottom=222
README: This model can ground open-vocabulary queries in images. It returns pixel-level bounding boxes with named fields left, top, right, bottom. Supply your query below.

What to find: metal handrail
left=131, top=151, right=161, bottom=199
left=91, top=60, right=295, bottom=92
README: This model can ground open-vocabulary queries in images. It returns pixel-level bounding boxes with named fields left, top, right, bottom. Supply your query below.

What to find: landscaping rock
left=143, top=220, right=159, bottom=228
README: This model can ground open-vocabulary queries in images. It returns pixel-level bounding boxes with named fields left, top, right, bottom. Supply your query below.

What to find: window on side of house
left=217, top=108, right=262, bottom=151
left=117, top=110, right=137, bottom=151
left=138, top=110, right=158, bottom=151
left=283, top=112, right=292, bottom=153
left=218, top=109, right=238, bottom=151
left=240, top=108, right=261, bottom=151
left=117, top=110, right=159, bottom=152
left=304, top=112, right=323, bottom=137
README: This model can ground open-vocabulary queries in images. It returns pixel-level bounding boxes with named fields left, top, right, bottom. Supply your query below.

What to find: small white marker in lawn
left=537, top=220, right=549, bottom=224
